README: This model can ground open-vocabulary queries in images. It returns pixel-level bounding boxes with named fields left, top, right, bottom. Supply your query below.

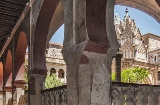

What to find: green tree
left=45, top=74, right=63, bottom=89
left=24, top=73, right=63, bottom=90
left=112, top=67, right=150, bottom=83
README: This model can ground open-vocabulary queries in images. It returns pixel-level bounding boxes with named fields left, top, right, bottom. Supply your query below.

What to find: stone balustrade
left=112, top=82, right=160, bottom=105
left=7, top=98, right=12, bottom=105
left=41, top=85, right=67, bottom=105
left=18, top=94, right=28, bottom=105
left=6, top=83, right=160, bottom=105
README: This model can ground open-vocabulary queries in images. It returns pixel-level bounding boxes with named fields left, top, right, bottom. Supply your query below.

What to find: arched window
left=58, top=69, right=65, bottom=78
left=50, top=68, right=56, bottom=76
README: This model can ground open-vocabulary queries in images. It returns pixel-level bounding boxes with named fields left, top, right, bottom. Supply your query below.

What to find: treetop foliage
left=112, top=67, right=150, bottom=83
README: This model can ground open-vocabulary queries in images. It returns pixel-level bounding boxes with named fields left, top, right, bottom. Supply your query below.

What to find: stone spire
left=125, top=8, right=129, bottom=14
left=124, top=8, right=130, bottom=21
left=114, top=13, right=121, bottom=24
left=124, top=8, right=131, bottom=28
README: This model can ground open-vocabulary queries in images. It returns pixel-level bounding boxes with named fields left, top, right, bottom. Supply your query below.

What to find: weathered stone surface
left=83, top=52, right=110, bottom=105
left=29, top=74, right=46, bottom=105
left=62, top=0, right=119, bottom=105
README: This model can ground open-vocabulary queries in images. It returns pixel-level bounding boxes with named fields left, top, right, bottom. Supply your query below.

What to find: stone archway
left=32, top=0, right=60, bottom=74
left=14, top=31, right=27, bottom=82
left=47, top=2, right=64, bottom=43
left=50, top=68, right=56, bottom=74
left=58, top=69, right=64, bottom=78
left=4, top=50, right=12, bottom=87
left=115, top=0, right=160, bottom=23
left=30, top=0, right=160, bottom=105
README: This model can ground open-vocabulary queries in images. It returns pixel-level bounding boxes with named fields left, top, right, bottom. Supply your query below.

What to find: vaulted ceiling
left=0, top=0, right=28, bottom=51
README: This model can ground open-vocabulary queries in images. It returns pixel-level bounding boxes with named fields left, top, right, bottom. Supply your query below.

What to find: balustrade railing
left=18, top=94, right=28, bottom=105
left=40, top=82, right=160, bottom=105
left=112, top=82, right=160, bottom=105
left=41, top=85, right=67, bottom=105
left=7, top=98, right=12, bottom=105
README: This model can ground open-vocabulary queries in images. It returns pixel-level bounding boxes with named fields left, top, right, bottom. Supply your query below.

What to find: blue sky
left=50, top=24, right=64, bottom=43
left=50, top=5, right=160, bottom=44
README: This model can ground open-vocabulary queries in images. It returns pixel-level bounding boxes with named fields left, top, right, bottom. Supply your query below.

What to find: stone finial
left=124, top=8, right=130, bottom=20
left=125, top=8, right=129, bottom=14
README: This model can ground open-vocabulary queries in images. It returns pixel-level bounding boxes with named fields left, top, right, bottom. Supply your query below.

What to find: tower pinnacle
left=124, top=8, right=130, bottom=20
left=125, top=8, right=129, bottom=14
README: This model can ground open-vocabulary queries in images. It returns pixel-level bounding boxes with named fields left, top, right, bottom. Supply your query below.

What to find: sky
left=50, top=5, right=160, bottom=44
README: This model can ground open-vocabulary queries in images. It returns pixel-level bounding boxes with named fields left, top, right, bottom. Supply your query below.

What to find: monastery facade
left=114, top=8, right=160, bottom=84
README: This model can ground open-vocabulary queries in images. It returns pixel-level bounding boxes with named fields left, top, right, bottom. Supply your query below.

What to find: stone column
left=6, top=92, right=11, bottom=105
left=56, top=70, right=59, bottom=78
left=29, top=0, right=50, bottom=105
left=4, top=86, right=12, bottom=105
left=29, top=74, right=46, bottom=105
left=16, top=88, right=24, bottom=104
left=79, top=52, right=112, bottom=105
left=62, top=0, right=118, bottom=104
left=3, top=91, right=6, bottom=105
left=14, top=80, right=25, bottom=105
left=0, top=91, right=3, bottom=105
left=115, top=52, right=122, bottom=82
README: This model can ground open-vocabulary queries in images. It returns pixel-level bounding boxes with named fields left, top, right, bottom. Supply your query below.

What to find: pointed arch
left=32, top=0, right=60, bottom=74
left=14, top=31, right=27, bottom=81
left=50, top=68, right=56, bottom=74
left=137, top=45, right=147, bottom=54
left=4, top=50, right=12, bottom=86
left=58, top=69, right=64, bottom=78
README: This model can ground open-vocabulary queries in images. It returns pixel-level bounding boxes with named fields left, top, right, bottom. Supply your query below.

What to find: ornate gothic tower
left=115, top=8, right=147, bottom=62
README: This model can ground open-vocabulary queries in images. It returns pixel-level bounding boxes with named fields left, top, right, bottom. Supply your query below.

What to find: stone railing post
left=115, top=52, right=122, bottom=82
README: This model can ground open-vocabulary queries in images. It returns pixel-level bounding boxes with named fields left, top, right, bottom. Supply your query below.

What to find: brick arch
left=115, top=0, right=160, bottom=23
left=4, top=50, right=12, bottom=86
left=14, top=31, right=27, bottom=81
left=33, top=0, right=60, bottom=74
